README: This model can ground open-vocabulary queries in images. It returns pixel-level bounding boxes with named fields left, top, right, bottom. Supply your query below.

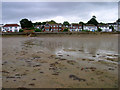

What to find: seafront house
left=69, top=24, right=82, bottom=32
left=107, top=22, right=117, bottom=31
left=116, top=20, right=120, bottom=31
left=44, top=23, right=51, bottom=32
left=0, top=24, right=3, bottom=32
left=35, top=25, right=42, bottom=29
left=98, top=24, right=111, bottom=32
left=2, top=24, right=21, bottom=32
left=83, top=24, right=97, bottom=31
left=50, top=24, right=60, bottom=32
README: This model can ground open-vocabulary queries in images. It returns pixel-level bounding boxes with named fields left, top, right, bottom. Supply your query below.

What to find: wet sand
left=2, top=34, right=118, bottom=88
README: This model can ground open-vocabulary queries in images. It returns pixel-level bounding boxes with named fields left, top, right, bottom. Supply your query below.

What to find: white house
left=98, top=24, right=111, bottom=32
left=107, top=23, right=117, bottom=31
left=2, top=24, right=21, bottom=32
left=0, top=24, right=3, bottom=32
left=83, top=24, right=97, bottom=31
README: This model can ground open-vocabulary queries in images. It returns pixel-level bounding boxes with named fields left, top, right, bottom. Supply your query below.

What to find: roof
left=98, top=24, right=109, bottom=27
left=107, top=23, right=117, bottom=25
left=85, top=24, right=96, bottom=26
left=3, top=24, right=19, bottom=27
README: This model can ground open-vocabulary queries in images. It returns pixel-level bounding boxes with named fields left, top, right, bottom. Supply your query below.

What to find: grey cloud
left=2, top=2, right=118, bottom=24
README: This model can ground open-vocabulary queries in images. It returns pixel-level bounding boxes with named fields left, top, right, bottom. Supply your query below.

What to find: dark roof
left=98, top=24, right=109, bottom=27
left=85, top=24, right=96, bottom=26
left=3, top=24, right=19, bottom=27
left=107, top=22, right=117, bottom=25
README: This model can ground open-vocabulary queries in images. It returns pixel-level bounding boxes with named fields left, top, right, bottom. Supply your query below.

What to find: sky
left=2, top=2, right=118, bottom=24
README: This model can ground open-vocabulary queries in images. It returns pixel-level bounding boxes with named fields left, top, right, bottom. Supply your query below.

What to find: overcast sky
left=2, top=2, right=118, bottom=24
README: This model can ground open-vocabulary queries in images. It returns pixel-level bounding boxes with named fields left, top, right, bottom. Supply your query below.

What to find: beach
left=2, top=34, right=119, bottom=88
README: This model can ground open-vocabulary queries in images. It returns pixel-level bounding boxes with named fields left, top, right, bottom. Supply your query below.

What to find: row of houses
left=0, top=21, right=119, bottom=32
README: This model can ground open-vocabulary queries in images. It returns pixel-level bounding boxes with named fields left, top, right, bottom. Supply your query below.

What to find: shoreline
left=1, top=32, right=120, bottom=36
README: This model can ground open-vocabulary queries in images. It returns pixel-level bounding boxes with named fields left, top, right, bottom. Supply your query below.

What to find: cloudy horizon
left=2, top=2, right=118, bottom=24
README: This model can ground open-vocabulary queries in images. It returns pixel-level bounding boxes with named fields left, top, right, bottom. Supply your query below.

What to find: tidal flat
left=2, top=34, right=119, bottom=88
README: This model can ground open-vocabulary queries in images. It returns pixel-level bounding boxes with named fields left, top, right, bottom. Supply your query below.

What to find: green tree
left=79, top=21, right=85, bottom=30
left=41, top=22, right=46, bottom=25
left=63, top=28, right=68, bottom=32
left=109, top=25, right=114, bottom=32
left=48, top=20, right=57, bottom=24
left=98, top=28, right=102, bottom=32
left=20, top=18, right=33, bottom=29
left=63, top=21, right=70, bottom=26
left=87, top=16, right=99, bottom=26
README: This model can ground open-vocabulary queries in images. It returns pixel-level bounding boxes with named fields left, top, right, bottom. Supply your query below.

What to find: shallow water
left=19, top=34, right=118, bottom=63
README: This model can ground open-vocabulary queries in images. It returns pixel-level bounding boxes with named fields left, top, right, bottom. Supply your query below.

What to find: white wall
left=2, top=26, right=21, bottom=32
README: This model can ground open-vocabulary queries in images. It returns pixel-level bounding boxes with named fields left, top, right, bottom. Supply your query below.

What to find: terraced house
left=98, top=24, right=111, bottom=32
left=70, top=24, right=82, bottom=32
left=83, top=24, right=97, bottom=32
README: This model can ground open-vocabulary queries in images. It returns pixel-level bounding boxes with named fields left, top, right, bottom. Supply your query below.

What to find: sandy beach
left=2, top=34, right=119, bottom=88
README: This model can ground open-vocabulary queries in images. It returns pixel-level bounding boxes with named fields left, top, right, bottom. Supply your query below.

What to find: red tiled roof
left=3, top=24, right=19, bottom=27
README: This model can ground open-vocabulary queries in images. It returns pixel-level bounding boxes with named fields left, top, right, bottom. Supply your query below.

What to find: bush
left=19, top=29, right=23, bottom=32
left=63, top=28, right=68, bottom=32
left=98, top=28, right=102, bottom=32
left=35, top=29, right=42, bottom=32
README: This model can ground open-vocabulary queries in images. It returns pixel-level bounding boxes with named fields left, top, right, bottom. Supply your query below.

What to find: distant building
left=44, top=23, right=51, bottom=32
left=98, top=24, right=111, bottom=32
left=2, top=24, right=21, bottom=32
left=0, top=24, right=3, bottom=32
left=84, top=24, right=97, bottom=32
left=107, top=22, right=117, bottom=31
left=116, top=19, right=120, bottom=31
left=70, top=24, right=82, bottom=32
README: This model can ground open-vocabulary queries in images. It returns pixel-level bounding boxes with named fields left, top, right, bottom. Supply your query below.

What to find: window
left=57, top=25, right=58, bottom=27
left=54, top=26, right=55, bottom=27
left=46, top=29, right=49, bottom=31
left=59, top=25, right=61, bottom=27
left=73, top=26, right=76, bottom=28
left=66, top=25, right=68, bottom=27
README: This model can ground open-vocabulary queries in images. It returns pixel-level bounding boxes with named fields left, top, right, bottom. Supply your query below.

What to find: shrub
left=63, top=28, right=68, bottom=32
left=19, top=29, right=23, bottom=32
left=98, top=28, right=102, bottom=32
left=35, top=29, right=42, bottom=32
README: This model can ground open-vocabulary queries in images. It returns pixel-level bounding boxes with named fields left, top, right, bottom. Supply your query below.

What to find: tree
left=48, top=20, right=57, bottom=24
left=109, top=25, right=114, bottom=32
left=98, top=28, right=102, bottom=32
left=79, top=21, right=85, bottom=30
left=63, top=28, right=68, bottom=32
left=87, top=16, right=98, bottom=26
left=41, top=22, right=46, bottom=25
left=20, top=18, right=33, bottom=29
left=63, top=21, right=70, bottom=26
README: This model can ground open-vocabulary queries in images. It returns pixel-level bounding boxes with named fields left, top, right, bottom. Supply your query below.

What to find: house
left=44, top=23, right=51, bottom=32
left=70, top=24, right=82, bottom=32
left=35, top=25, right=41, bottom=29
left=84, top=24, right=97, bottom=32
left=116, top=19, right=120, bottom=31
left=50, top=24, right=62, bottom=32
left=98, top=24, right=111, bottom=32
left=107, top=22, right=117, bottom=31
left=2, top=24, right=21, bottom=32
left=0, top=24, right=3, bottom=32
